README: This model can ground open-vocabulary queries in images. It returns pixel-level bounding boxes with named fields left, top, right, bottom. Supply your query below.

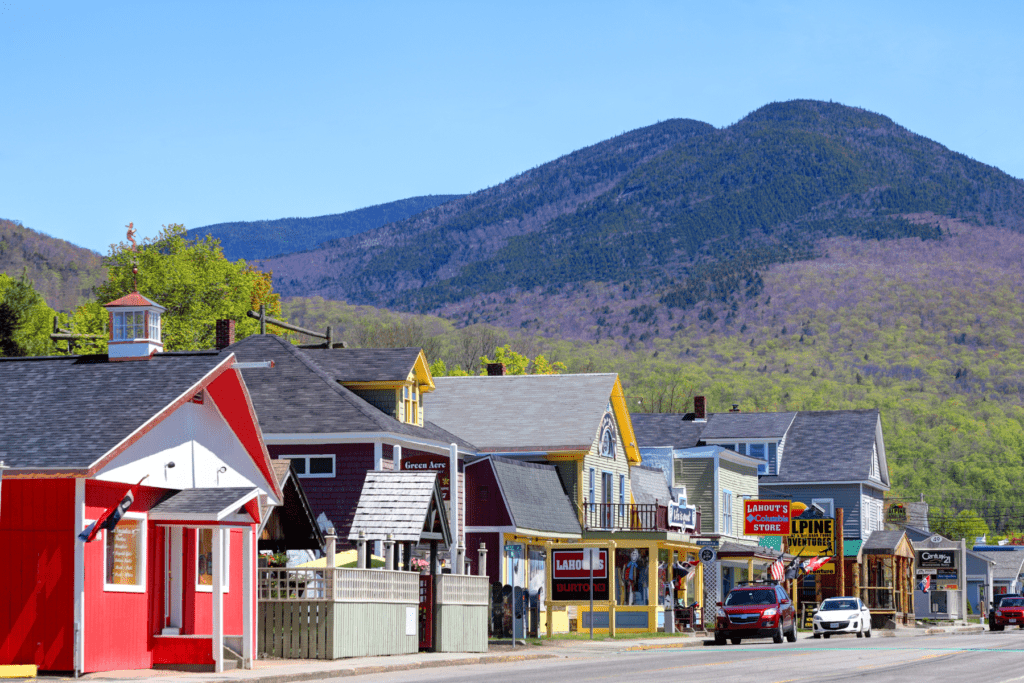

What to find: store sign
left=787, top=518, right=835, bottom=556
left=699, top=547, right=717, bottom=564
left=401, top=454, right=451, bottom=500
left=743, top=500, right=791, bottom=535
left=886, top=502, right=907, bottom=524
left=918, top=550, right=955, bottom=569
left=551, top=549, right=609, bottom=601
left=669, top=500, right=696, bottom=531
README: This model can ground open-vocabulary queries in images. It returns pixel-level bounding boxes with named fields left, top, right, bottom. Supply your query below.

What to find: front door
left=163, top=526, right=183, bottom=634
left=601, top=472, right=613, bottom=528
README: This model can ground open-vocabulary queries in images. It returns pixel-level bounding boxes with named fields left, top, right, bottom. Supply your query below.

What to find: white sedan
left=812, top=597, right=872, bottom=638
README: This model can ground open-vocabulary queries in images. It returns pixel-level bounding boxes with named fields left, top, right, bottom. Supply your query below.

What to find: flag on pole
left=78, top=476, right=148, bottom=542
left=802, top=555, right=832, bottom=574
left=769, top=558, right=786, bottom=582
left=920, top=575, right=931, bottom=593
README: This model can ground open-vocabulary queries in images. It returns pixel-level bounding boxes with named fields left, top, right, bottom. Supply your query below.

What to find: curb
left=623, top=639, right=707, bottom=651
left=209, top=652, right=561, bottom=683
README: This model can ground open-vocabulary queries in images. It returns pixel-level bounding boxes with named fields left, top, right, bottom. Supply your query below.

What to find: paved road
left=338, top=631, right=1024, bottom=683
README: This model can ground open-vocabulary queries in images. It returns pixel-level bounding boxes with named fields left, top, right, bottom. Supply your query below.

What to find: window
left=196, top=528, right=230, bottom=592
left=812, top=498, right=835, bottom=518
left=619, top=474, right=626, bottom=518
left=737, top=443, right=747, bottom=455
left=748, top=443, right=767, bottom=475
left=112, top=311, right=146, bottom=341
left=589, top=468, right=595, bottom=504
left=401, top=385, right=420, bottom=425
left=768, top=442, right=778, bottom=475
left=148, top=312, right=160, bottom=340
left=103, top=514, right=146, bottom=592
left=722, top=489, right=733, bottom=534
left=283, top=454, right=335, bottom=478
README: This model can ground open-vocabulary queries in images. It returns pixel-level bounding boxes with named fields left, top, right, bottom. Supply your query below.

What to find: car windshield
left=1001, top=598, right=1024, bottom=607
left=821, top=599, right=858, bottom=611
left=725, top=589, right=776, bottom=606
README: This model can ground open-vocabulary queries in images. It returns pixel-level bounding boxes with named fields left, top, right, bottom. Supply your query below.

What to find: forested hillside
left=0, top=219, right=105, bottom=311
left=187, top=194, right=463, bottom=261
left=260, top=100, right=1024, bottom=316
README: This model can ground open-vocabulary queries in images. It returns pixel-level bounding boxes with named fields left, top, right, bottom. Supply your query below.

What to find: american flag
left=769, top=558, right=785, bottom=582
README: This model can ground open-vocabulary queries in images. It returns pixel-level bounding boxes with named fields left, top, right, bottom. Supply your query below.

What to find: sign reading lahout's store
left=743, top=499, right=791, bottom=535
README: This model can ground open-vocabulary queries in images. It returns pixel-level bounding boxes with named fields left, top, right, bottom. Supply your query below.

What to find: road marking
left=855, top=650, right=964, bottom=670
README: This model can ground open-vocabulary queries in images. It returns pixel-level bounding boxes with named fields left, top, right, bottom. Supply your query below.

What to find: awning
left=149, top=487, right=261, bottom=525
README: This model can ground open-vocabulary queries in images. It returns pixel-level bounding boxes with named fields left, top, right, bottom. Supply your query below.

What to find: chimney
left=486, top=363, right=506, bottom=376
left=216, top=319, right=236, bottom=350
left=729, top=403, right=740, bottom=413
left=693, top=396, right=706, bottom=421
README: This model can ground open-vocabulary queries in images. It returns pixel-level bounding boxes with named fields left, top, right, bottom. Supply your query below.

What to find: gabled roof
left=973, top=548, right=1024, bottom=580
left=347, top=471, right=451, bottom=547
left=224, top=335, right=473, bottom=448
left=301, top=347, right=427, bottom=384
left=149, top=487, right=260, bottom=523
left=258, top=459, right=325, bottom=552
left=633, top=414, right=708, bottom=448
left=700, top=412, right=797, bottom=440
left=757, top=409, right=885, bottom=486
left=487, top=457, right=582, bottom=537
left=430, top=374, right=620, bottom=453
left=630, top=464, right=672, bottom=505
left=0, top=351, right=228, bottom=471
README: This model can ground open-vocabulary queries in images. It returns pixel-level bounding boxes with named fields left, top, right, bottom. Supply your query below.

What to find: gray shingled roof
left=630, top=465, right=672, bottom=505
left=347, top=471, right=451, bottom=546
left=149, top=487, right=257, bottom=518
left=301, top=348, right=422, bottom=383
left=0, top=352, right=225, bottom=470
left=489, top=457, right=582, bottom=536
left=632, top=414, right=708, bottom=448
left=700, top=412, right=797, bottom=440
left=429, top=374, right=618, bottom=452
left=974, top=549, right=1024, bottom=580
left=862, top=530, right=908, bottom=554
left=758, top=409, right=883, bottom=486
left=224, top=335, right=474, bottom=449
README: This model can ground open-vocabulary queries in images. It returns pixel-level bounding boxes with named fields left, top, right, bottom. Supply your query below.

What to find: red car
left=715, top=583, right=798, bottom=645
left=992, top=596, right=1024, bottom=630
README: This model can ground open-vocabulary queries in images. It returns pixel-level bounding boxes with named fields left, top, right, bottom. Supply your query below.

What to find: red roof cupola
left=103, top=291, right=166, bottom=361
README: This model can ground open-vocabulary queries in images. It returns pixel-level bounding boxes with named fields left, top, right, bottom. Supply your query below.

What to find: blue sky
left=2, top=1, right=1022, bottom=254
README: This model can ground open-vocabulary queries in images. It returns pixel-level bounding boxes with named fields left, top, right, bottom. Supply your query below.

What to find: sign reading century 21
left=743, top=499, right=791, bottom=535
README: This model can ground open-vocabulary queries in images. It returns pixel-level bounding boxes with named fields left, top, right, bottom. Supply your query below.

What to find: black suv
left=715, top=583, right=797, bottom=645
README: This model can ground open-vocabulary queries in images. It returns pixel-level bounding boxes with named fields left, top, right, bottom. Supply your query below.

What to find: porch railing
left=258, top=567, right=418, bottom=603
left=582, top=501, right=669, bottom=531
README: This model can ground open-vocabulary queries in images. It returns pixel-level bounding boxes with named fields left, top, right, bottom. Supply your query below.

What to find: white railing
left=258, top=568, right=329, bottom=601
left=435, top=574, right=489, bottom=606
left=334, top=568, right=419, bottom=604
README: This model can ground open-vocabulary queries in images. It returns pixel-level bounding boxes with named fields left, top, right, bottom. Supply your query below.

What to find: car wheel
left=812, top=633, right=821, bottom=639
left=786, top=622, right=797, bottom=643
left=856, top=628, right=863, bottom=638
left=823, top=633, right=830, bottom=639
left=864, top=628, right=871, bottom=638
left=730, top=638, right=742, bottom=645
left=773, top=622, right=784, bottom=643
left=715, top=631, right=726, bottom=645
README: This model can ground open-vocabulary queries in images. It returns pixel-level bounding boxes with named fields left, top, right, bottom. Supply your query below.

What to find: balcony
left=582, top=501, right=669, bottom=532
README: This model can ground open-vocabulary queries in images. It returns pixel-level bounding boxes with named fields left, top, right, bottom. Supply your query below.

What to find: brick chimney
left=216, top=319, right=236, bottom=350
left=693, top=395, right=706, bottom=421
left=486, top=363, right=506, bottom=376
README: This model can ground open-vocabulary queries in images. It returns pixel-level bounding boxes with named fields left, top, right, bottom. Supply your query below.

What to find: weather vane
left=126, top=222, right=139, bottom=291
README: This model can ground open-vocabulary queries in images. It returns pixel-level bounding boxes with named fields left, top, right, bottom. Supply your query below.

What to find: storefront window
left=104, top=516, right=146, bottom=592
left=196, top=528, right=230, bottom=591
left=616, top=548, right=649, bottom=605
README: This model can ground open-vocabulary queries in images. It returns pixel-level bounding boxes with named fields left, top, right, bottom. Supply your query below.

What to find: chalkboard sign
left=802, top=605, right=815, bottom=630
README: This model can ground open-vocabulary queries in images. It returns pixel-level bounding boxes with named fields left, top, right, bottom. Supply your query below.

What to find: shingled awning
left=347, top=471, right=452, bottom=548
left=149, top=487, right=261, bottom=524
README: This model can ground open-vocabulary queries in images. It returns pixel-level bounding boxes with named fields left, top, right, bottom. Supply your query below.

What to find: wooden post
left=326, top=325, right=333, bottom=349
left=259, top=304, right=266, bottom=334
left=545, top=542, right=553, bottom=638
left=836, top=508, right=845, bottom=597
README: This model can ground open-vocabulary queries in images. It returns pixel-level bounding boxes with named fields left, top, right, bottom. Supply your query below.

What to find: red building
left=0, top=293, right=283, bottom=675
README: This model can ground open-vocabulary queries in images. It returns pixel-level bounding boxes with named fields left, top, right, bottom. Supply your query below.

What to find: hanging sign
left=699, top=547, right=717, bottom=564
left=551, top=548, right=609, bottom=601
left=787, top=518, right=835, bottom=556
left=743, top=500, right=791, bottom=535
left=885, top=502, right=907, bottom=524
left=669, top=500, right=697, bottom=531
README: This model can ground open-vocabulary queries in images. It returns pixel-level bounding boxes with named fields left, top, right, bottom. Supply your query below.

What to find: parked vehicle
left=811, top=597, right=872, bottom=638
left=991, top=596, right=1024, bottom=631
left=715, top=583, right=797, bottom=645
left=989, top=594, right=1023, bottom=631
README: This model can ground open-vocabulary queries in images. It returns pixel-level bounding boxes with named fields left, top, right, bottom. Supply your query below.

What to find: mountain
left=0, top=219, right=106, bottom=311
left=186, top=194, right=463, bottom=261
left=259, top=100, right=1024, bottom=315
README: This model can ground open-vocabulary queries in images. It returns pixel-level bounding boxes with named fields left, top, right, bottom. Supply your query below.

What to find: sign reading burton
left=743, top=500, right=791, bottom=535
left=551, top=549, right=609, bottom=601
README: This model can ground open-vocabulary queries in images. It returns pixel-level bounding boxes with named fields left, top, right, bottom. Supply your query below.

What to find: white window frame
left=812, top=498, right=835, bottom=519
left=722, top=489, right=733, bottom=535
left=196, top=528, right=231, bottom=593
left=102, top=512, right=148, bottom=594
left=618, top=474, right=626, bottom=518
left=282, top=454, right=336, bottom=479
left=112, top=310, right=146, bottom=341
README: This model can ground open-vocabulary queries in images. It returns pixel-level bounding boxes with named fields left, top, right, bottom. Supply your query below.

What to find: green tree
left=90, top=224, right=283, bottom=351
left=480, top=345, right=566, bottom=375
left=0, top=272, right=59, bottom=357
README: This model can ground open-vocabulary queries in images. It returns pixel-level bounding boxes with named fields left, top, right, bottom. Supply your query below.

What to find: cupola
left=103, top=291, right=166, bottom=361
